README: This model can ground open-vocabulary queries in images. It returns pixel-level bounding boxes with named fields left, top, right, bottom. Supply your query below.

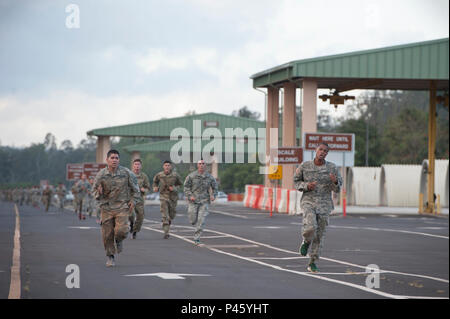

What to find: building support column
left=301, top=79, right=318, bottom=136
left=265, top=87, right=279, bottom=187
left=426, top=80, right=437, bottom=214
left=282, top=82, right=297, bottom=190
left=96, top=136, right=111, bottom=164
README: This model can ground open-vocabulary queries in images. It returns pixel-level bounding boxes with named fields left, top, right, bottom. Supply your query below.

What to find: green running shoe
left=299, top=240, right=310, bottom=256
left=307, top=262, right=319, bottom=273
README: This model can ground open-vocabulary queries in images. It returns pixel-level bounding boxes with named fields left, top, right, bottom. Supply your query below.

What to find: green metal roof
left=251, top=38, right=449, bottom=91
left=87, top=112, right=265, bottom=137
left=124, top=138, right=264, bottom=155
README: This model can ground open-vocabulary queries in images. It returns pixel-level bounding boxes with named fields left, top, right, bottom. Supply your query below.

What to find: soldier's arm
left=330, top=165, right=342, bottom=193
left=92, top=171, right=104, bottom=199
left=142, top=174, right=150, bottom=194
left=294, top=164, right=310, bottom=192
left=152, top=174, right=160, bottom=192
left=210, top=176, right=218, bottom=199
left=172, top=173, right=183, bottom=192
left=183, top=175, right=193, bottom=199
left=128, top=170, right=141, bottom=204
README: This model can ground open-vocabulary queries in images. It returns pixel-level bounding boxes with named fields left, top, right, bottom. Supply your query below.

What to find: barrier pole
left=343, top=190, right=347, bottom=217
left=418, top=193, right=424, bottom=214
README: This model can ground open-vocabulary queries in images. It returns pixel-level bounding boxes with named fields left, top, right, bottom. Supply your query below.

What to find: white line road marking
left=417, top=227, right=447, bottom=230
left=142, top=219, right=449, bottom=298
left=249, top=256, right=309, bottom=260
left=205, top=244, right=259, bottom=249
left=9, top=205, right=21, bottom=299
left=328, top=225, right=449, bottom=239
left=124, top=273, right=211, bottom=280
left=209, top=210, right=249, bottom=219
left=67, top=226, right=100, bottom=230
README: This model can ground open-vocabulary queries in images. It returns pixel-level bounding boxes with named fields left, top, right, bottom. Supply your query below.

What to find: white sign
left=303, top=132, right=355, bottom=167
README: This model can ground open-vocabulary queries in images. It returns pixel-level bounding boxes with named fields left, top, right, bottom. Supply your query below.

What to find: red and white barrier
left=262, top=187, right=274, bottom=211
left=244, top=185, right=301, bottom=215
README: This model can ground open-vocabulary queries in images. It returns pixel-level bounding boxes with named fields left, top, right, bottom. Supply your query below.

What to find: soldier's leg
left=193, top=203, right=209, bottom=241
left=301, top=206, right=317, bottom=244
left=45, top=198, right=50, bottom=212
left=101, top=211, right=117, bottom=256
left=168, top=200, right=177, bottom=222
left=129, top=209, right=135, bottom=233
left=309, top=214, right=329, bottom=263
left=160, top=200, right=171, bottom=235
left=133, top=202, right=145, bottom=233
left=113, top=209, right=130, bottom=251
left=187, top=203, right=199, bottom=226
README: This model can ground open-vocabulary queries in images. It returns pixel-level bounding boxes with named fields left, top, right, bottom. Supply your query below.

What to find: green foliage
left=219, top=163, right=263, bottom=193
left=330, top=90, right=449, bottom=165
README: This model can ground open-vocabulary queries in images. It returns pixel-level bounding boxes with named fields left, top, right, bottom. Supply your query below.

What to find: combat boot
left=106, top=255, right=115, bottom=267
left=307, top=262, right=319, bottom=273
left=132, top=232, right=137, bottom=239
left=299, top=240, right=310, bottom=256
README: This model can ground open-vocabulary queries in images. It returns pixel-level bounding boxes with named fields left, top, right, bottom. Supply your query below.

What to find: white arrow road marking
left=253, top=226, right=285, bottom=229
left=124, top=273, right=211, bottom=280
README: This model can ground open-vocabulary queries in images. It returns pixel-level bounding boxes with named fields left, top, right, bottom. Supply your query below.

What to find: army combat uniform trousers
left=131, top=202, right=145, bottom=233
left=160, top=199, right=177, bottom=235
left=188, top=202, right=209, bottom=241
left=101, top=208, right=129, bottom=256
left=301, top=205, right=329, bottom=263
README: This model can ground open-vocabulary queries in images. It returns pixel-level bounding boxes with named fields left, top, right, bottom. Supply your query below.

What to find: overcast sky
left=0, top=0, right=448, bottom=148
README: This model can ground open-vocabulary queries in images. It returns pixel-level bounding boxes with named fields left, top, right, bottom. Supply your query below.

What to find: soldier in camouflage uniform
left=55, top=183, right=67, bottom=210
left=72, top=174, right=91, bottom=220
left=31, top=186, right=41, bottom=208
left=294, top=142, right=342, bottom=273
left=128, top=159, right=150, bottom=239
left=42, top=184, right=53, bottom=212
left=153, top=160, right=183, bottom=239
left=183, top=159, right=218, bottom=245
left=93, top=149, right=140, bottom=267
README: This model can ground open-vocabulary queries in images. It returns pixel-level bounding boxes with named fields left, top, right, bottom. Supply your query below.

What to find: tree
left=381, top=108, right=429, bottom=164
left=44, top=133, right=57, bottom=151
left=60, top=140, right=74, bottom=152
left=232, top=106, right=261, bottom=120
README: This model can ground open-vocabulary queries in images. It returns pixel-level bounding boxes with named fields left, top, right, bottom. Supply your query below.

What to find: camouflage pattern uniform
left=93, top=166, right=140, bottom=257
left=31, top=186, right=41, bottom=208
left=294, top=160, right=342, bottom=264
left=42, top=186, right=53, bottom=212
left=72, top=179, right=91, bottom=217
left=55, top=184, right=67, bottom=210
left=153, top=170, right=183, bottom=237
left=129, top=171, right=150, bottom=235
left=184, top=171, right=218, bottom=242
left=12, top=188, right=20, bottom=205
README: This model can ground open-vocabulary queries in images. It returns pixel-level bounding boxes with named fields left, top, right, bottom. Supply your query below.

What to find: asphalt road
left=1, top=200, right=448, bottom=301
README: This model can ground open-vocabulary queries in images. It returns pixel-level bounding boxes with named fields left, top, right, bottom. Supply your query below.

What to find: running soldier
left=42, top=185, right=53, bottom=212
left=294, top=142, right=342, bottom=273
left=72, top=174, right=91, bottom=220
left=93, top=149, right=140, bottom=267
left=129, top=159, right=150, bottom=239
left=183, top=159, right=218, bottom=245
left=55, top=183, right=67, bottom=210
left=152, top=160, right=183, bottom=239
